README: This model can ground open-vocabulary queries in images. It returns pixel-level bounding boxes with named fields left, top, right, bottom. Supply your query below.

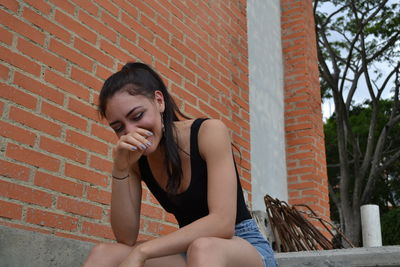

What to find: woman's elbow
left=115, top=236, right=137, bottom=246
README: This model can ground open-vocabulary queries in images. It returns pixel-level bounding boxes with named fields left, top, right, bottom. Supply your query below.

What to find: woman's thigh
left=83, top=242, right=187, bottom=267
left=187, top=236, right=265, bottom=267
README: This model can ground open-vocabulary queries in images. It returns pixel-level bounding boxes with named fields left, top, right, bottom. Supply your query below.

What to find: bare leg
left=187, top=236, right=266, bottom=267
left=83, top=241, right=186, bottom=267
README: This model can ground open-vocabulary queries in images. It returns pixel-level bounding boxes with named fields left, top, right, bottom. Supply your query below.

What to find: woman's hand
left=118, top=246, right=147, bottom=267
left=112, top=128, right=153, bottom=172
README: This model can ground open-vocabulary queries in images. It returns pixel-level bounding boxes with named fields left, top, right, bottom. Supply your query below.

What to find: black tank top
left=138, top=118, right=251, bottom=228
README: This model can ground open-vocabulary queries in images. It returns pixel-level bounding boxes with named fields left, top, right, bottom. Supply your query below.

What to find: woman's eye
left=132, top=112, right=144, bottom=121
left=113, top=125, right=124, bottom=133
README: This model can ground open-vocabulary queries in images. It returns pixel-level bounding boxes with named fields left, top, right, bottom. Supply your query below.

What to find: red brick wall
left=0, top=0, right=249, bottom=242
left=281, top=0, right=330, bottom=223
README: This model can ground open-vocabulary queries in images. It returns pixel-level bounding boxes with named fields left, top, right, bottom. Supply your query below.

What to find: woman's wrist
left=111, top=168, right=130, bottom=180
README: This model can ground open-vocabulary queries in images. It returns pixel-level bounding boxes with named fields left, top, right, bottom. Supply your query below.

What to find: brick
left=170, top=84, right=197, bottom=105
left=16, top=38, right=67, bottom=73
left=49, top=38, right=93, bottom=71
left=1, top=82, right=38, bottom=110
left=122, top=13, right=153, bottom=41
left=79, top=11, right=116, bottom=43
left=0, top=46, right=41, bottom=76
left=13, top=72, right=64, bottom=105
left=49, top=0, right=75, bottom=14
left=55, top=232, right=99, bottom=243
left=100, top=39, right=131, bottom=62
left=171, top=37, right=195, bottom=61
left=66, top=130, right=108, bottom=155
left=0, top=180, right=52, bottom=207
left=26, top=208, right=79, bottom=231
left=164, top=212, right=178, bottom=225
left=55, top=10, right=97, bottom=44
left=0, top=64, right=9, bottom=81
left=154, top=61, right=182, bottom=85
left=72, top=0, right=99, bottom=16
left=90, top=155, right=112, bottom=173
left=147, top=221, right=177, bottom=236
left=137, top=37, right=168, bottom=63
left=71, top=67, right=103, bottom=92
left=24, top=0, right=51, bottom=14
left=23, top=7, right=71, bottom=42
left=91, top=123, right=117, bottom=144
left=6, top=143, right=60, bottom=172
left=0, top=159, right=30, bottom=181
left=41, top=101, right=87, bottom=131
left=34, top=171, right=84, bottom=197
left=101, top=12, right=136, bottom=42
left=0, top=26, right=13, bottom=45
left=44, top=69, right=90, bottom=101
left=119, top=39, right=153, bottom=64
left=0, top=200, right=23, bottom=220
left=1, top=0, right=19, bottom=12
left=74, top=38, right=114, bottom=68
left=155, top=38, right=183, bottom=63
left=81, top=221, right=115, bottom=239
left=95, top=65, right=114, bottom=81
left=9, top=106, right=62, bottom=137
left=57, top=196, right=102, bottom=219
left=0, top=9, right=45, bottom=45
left=87, top=186, right=111, bottom=205
left=0, top=120, right=36, bottom=146
left=113, top=0, right=138, bottom=17
left=132, top=0, right=155, bottom=18
left=141, top=203, right=163, bottom=219
left=65, top=163, right=108, bottom=187
left=39, top=136, right=87, bottom=164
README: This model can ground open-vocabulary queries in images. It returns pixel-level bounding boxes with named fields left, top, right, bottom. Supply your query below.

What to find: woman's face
left=105, top=90, right=165, bottom=155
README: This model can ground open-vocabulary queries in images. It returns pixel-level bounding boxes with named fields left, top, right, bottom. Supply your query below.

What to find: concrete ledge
left=0, top=225, right=94, bottom=267
left=275, top=246, right=400, bottom=267
left=2, top=224, right=400, bottom=267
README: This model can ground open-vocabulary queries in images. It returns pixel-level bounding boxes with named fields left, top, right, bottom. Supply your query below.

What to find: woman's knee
left=83, top=242, right=133, bottom=267
left=187, top=237, right=224, bottom=265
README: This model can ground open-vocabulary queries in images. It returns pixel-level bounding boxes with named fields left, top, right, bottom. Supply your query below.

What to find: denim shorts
left=181, top=219, right=277, bottom=267
left=235, top=218, right=277, bottom=267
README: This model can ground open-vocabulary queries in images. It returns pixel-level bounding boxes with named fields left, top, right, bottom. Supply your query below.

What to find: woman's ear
left=154, top=90, right=165, bottom=113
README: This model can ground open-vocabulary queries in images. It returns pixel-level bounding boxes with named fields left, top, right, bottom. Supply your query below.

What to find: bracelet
left=112, top=173, right=129, bottom=180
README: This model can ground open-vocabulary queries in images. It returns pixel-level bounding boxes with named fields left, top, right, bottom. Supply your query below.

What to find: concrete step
left=1, top=225, right=400, bottom=266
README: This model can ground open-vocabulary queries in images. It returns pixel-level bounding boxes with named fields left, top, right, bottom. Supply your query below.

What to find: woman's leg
left=83, top=241, right=187, bottom=267
left=187, top=236, right=267, bottom=267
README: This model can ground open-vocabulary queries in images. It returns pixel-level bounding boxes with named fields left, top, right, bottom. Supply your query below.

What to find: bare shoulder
left=199, top=119, right=230, bottom=138
left=198, top=119, right=231, bottom=157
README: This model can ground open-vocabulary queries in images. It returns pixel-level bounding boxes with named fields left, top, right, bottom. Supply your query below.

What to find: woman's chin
left=142, top=147, right=154, bottom=156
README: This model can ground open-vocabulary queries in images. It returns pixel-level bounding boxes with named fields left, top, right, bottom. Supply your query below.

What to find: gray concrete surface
left=275, top=246, right=400, bottom=267
left=1, top=224, right=400, bottom=266
left=0, top=225, right=94, bottom=267
left=247, top=0, right=288, bottom=211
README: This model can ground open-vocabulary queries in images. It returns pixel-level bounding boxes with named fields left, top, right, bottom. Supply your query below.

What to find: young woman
left=83, top=62, right=277, bottom=267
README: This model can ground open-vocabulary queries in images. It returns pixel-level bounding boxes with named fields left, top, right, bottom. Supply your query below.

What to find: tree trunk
left=343, top=204, right=361, bottom=247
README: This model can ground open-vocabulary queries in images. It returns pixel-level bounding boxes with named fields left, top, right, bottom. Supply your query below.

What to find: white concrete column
left=360, top=204, right=382, bottom=247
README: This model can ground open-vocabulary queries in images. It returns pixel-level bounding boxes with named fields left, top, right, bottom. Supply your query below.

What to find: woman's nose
left=125, top=122, right=137, bottom=134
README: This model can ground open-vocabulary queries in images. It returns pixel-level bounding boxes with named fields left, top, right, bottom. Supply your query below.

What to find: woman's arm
left=110, top=128, right=152, bottom=245
left=110, top=167, right=142, bottom=246
left=124, top=119, right=238, bottom=261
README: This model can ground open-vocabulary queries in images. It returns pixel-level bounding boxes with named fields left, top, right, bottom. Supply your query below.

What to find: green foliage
left=324, top=99, right=400, bottom=223
left=381, top=208, right=400, bottom=245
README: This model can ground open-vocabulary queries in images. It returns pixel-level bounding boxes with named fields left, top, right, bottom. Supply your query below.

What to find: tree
left=314, top=0, right=400, bottom=246
left=324, top=100, right=400, bottom=236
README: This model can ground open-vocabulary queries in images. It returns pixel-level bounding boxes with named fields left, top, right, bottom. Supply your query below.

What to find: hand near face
left=112, top=128, right=153, bottom=172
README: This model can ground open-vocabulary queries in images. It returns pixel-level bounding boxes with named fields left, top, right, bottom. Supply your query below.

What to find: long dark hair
left=98, top=62, right=189, bottom=195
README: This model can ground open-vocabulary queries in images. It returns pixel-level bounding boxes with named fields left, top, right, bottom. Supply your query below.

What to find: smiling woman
left=82, top=62, right=277, bottom=267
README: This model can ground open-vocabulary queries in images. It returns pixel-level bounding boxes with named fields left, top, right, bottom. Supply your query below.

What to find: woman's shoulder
left=198, top=118, right=229, bottom=135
